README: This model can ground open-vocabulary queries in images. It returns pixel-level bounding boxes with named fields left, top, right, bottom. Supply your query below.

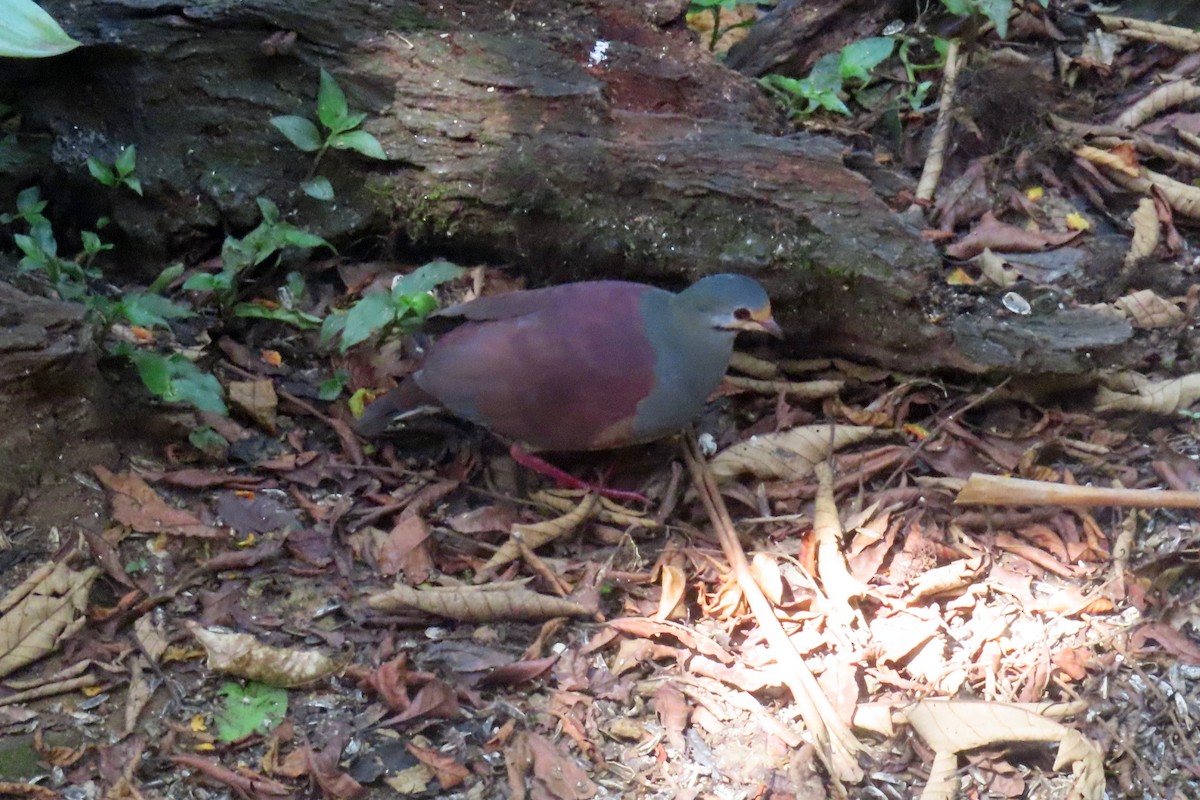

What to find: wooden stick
left=681, top=433, right=863, bottom=787
left=954, top=473, right=1200, bottom=509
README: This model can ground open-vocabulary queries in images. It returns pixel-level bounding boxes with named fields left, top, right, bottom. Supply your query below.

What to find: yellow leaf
left=946, top=267, right=975, bottom=286
left=1025, top=186, right=1044, bottom=201
left=1066, top=212, right=1091, bottom=231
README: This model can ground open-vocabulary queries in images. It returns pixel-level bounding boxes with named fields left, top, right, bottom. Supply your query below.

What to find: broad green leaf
left=270, top=115, right=322, bottom=152
left=277, top=226, right=332, bottom=250
left=126, top=350, right=172, bottom=395
left=318, top=371, right=349, bottom=401
left=319, top=311, right=347, bottom=348
left=301, top=176, right=334, bottom=201
left=940, top=0, right=969, bottom=14
left=123, top=176, right=143, bottom=196
left=339, top=292, right=394, bottom=350
left=233, top=303, right=322, bottom=330
left=839, top=37, right=895, bottom=83
left=162, top=356, right=226, bottom=413
left=182, top=273, right=219, bottom=291
left=87, top=157, right=114, bottom=186
left=189, top=426, right=228, bottom=451
left=390, top=260, right=464, bottom=299
left=0, top=0, right=81, bottom=58
left=149, top=262, right=185, bottom=293
left=256, top=197, right=281, bottom=224
left=316, top=69, right=349, bottom=131
left=328, top=130, right=386, bottom=160
left=117, top=293, right=195, bottom=328
left=327, top=111, right=367, bottom=135
left=977, top=0, right=1012, bottom=38
left=215, top=682, right=287, bottom=742
left=114, top=144, right=136, bottom=177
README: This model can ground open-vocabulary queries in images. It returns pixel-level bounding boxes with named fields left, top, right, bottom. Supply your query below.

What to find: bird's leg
left=508, top=443, right=650, bottom=504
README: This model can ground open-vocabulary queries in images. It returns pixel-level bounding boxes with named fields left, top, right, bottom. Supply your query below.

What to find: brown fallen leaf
left=94, top=466, right=225, bottom=538
left=186, top=621, right=345, bottom=687
left=945, top=212, right=1082, bottom=260
left=367, top=583, right=593, bottom=622
left=228, top=379, right=278, bottom=432
left=481, top=494, right=598, bottom=574
left=0, top=561, right=99, bottom=679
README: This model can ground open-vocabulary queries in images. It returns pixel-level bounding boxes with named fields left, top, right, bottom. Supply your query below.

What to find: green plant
left=939, top=0, right=1048, bottom=40
left=0, top=0, right=80, bottom=58
left=213, top=681, right=287, bottom=742
left=321, top=259, right=464, bottom=352
left=760, top=36, right=896, bottom=116
left=270, top=69, right=387, bottom=201
left=688, top=0, right=758, bottom=52
left=183, top=197, right=332, bottom=315
left=234, top=270, right=323, bottom=330
left=87, top=145, right=143, bottom=196
left=118, top=346, right=228, bottom=414
left=896, top=37, right=950, bottom=110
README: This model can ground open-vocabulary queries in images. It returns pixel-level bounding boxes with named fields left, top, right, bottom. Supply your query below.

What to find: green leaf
left=80, top=229, right=111, bottom=256
left=301, top=176, right=334, bottom=201
left=0, top=0, right=81, bottom=58
left=87, top=157, right=115, bottom=186
left=126, top=350, right=172, bottom=396
left=270, top=115, right=323, bottom=152
left=256, top=196, right=281, bottom=224
left=319, top=311, right=347, bottom=348
left=339, top=292, right=394, bottom=351
left=807, top=52, right=843, bottom=94
left=328, top=130, right=386, bottom=160
left=115, top=144, right=137, bottom=177
left=977, top=0, right=1012, bottom=38
left=318, top=371, right=349, bottom=401
left=233, top=303, right=322, bottom=330
left=839, top=37, right=895, bottom=84
left=182, top=273, right=219, bottom=291
left=123, top=176, right=143, bottom=196
left=316, top=69, right=349, bottom=132
left=390, top=260, right=464, bottom=299
left=327, top=111, right=367, bottom=135
left=16, top=185, right=45, bottom=217
left=215, top=682, right=287, bottom=742
left=188, top=426, right=228, bottom=451
left=277, top=226, right=331, bottom=250
left=940, top=0, right=970, bottom=14
left=162, top=356, right=227, bottom=413
left=116, top=292, right=195, bottom=328
left=149, top=262, right=185, bottom=293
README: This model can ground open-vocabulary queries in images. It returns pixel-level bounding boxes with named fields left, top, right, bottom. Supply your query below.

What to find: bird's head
left=679, top=273, right=782, bottom=338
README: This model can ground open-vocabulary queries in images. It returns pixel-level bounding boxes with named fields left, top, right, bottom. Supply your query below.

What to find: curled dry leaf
left=1125, top=197, right=1160, bottom=267
left=901, top=700, right=1104, bottom=800
left=709, top=424, right=877, bottom=481
left=944, top=212, right=1082, bottom=260
left=975, top=249, right=1018, bottom=288
left=367, top=583, right=593, bottom=622
left=1113, top=79, right=1200, bottom=130
left=652, top=563, right=688, bottom=622
left=481, top=493, right=598, bottom=573
left=0, top=562, right=100, bottom=679
left=1111, top=289, right=1184, bottom=329
left=1098, top=13, right=1200, bottom=52
left=533, top=490, right=658, bottom=529
left=1095, top=372, right=1200, bottom=413
left=186, top=621, right=344, bottom=687
left=1094, top=159, right=1200, bottom=219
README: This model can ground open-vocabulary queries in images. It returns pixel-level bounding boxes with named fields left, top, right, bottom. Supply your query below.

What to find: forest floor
left=4, top=2, right=1200, bottom=799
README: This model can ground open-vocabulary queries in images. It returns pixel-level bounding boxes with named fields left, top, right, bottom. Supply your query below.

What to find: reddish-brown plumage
left=416, top=282, right=657, bottom=451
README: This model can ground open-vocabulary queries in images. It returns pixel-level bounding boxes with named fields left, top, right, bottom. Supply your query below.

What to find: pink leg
left=508, top=443, right=650, bottom=504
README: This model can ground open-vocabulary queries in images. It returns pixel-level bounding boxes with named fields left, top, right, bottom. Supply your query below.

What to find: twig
left=680, top=432, right=864, bottom=787
left=954, top=473, right=1200, bottom=509
left=914, top=39, right=961, bottom=203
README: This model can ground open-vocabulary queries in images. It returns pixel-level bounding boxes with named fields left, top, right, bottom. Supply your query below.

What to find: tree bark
left=0, top=0, right=1134, bottom=374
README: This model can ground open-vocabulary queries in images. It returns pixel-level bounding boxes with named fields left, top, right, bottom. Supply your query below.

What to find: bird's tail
left=353, top=378, right=441, bottom=437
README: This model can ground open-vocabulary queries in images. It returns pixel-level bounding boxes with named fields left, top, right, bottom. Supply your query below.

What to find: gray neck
left=632, top=291, right=737, bottom=440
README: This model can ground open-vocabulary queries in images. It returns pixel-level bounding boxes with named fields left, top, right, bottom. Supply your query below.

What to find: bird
left=355, top=273, right=781, bottom=495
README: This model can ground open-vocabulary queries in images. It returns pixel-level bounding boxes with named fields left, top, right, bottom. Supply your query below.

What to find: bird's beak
left=731, top=304, right=783, bottom=338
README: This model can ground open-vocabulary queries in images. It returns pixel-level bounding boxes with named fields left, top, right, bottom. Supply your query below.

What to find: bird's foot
left=508, top=443, right=650, bottom=505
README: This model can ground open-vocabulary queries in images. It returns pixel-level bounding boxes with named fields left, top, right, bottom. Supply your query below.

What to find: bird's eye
left=734, top=307, right=752, bottom=321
